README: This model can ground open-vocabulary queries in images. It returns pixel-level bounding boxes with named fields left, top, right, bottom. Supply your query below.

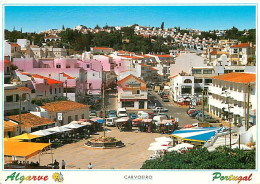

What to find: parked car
left=187, top=107, right=196, bottom=114
left=152, top=107, right=168, bottom=112
left=189, top=110, right=201, bottom=118
left=130, top=113, right=138, bottom=120
left=162, top=96, right=169, bottom=102
left=202, top=117, right=220, bottom=123
left=106, top=117, right=117, bottom=126
left=89, top=111, right=97, bottom=118
left=108, top=110, right=117, bottom=118
left=158, top=113, right=169, bottom=119
left=117, top=108, right=128, bottom=117
left=187, top=109, right=197, bottom=115
left=196, top=113, right=211, bottom=120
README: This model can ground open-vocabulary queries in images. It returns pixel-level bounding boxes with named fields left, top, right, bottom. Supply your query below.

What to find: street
left=104, top=89, right=199, bottom=128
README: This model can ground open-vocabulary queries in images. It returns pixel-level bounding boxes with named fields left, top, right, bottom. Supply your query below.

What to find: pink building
left=12, top=58, right=88, bottom=102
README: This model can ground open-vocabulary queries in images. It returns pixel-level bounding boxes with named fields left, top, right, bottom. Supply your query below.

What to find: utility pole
left=246, top=83, right=251, bottom=131
left=65, top=80, right=68, bottom=98
left=19, top=95, right=22, bottom=135
left=102, top=70, right=106, bottom=138
left=201, top=90, right=204, bottom=123
left=228, top=96, right=231, bottom=149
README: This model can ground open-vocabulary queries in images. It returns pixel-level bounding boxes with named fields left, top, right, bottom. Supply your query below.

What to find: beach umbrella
left=148, top=144, right=169, bottom=151
left=81, top=122, right=92, bottom=126
left=142, top=119, right=153, bottom=123
left=150, top=142, right=170, bottom=147
left=97, top=119, right=105, bottom=124
left=184, top=124, right=194, bottom=128
left=79, top=119, right=87, bottom=122
left=155, top=137, right=172, bottom=142
left=115, top=117, right=129, bottom=123
left=132, top=118, right=141, bottom=122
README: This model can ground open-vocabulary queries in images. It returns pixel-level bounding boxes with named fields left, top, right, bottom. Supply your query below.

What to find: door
left=139, top=100, right=144, bottom=109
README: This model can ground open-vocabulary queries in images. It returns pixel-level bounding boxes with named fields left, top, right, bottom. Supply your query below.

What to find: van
left=117, top=108, right=127, bottom=117
left=106, top=117, right=117, bottom=127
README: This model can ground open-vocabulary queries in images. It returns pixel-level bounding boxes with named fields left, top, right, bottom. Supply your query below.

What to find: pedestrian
left=88, top=162, right=93, bottom=169
left=62, top=160, right=65, bottom=169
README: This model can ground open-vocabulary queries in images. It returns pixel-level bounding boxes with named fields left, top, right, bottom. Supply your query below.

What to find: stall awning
left=11, top=133, right=41, bottom=140
left=4, top=141, right=51, bottom=159
left=171, top=127, right=219, bottom=143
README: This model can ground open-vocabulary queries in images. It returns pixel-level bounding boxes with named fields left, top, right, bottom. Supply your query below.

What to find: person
left=62, top=160, right=65, bottom=169
left=88, top=162, right=93, bottom=169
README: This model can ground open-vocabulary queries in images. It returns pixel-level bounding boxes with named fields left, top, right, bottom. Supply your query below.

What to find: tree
left=141, top=147, right=255, bottom=169
left=62, top=25, right=65, bottom=30
left=161, top=22, right=164, bottom=30
left=95, top=24, right=100, bottom=29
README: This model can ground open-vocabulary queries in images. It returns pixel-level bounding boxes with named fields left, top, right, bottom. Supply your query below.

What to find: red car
left=188, top=109, right=197, bottom=115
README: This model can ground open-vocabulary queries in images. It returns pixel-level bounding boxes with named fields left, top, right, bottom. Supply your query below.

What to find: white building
left=117, top=74, right=148, bottom=110
left=208, top=72, right=256, bottom=126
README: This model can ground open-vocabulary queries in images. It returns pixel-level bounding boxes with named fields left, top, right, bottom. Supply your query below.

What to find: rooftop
left=41, top=101, right=90, bottom=112
left=230, top=43, right=249, bottom=48
left=212, top=73, right=256, bottom=84
left=6, top=113, right=55, bottom=129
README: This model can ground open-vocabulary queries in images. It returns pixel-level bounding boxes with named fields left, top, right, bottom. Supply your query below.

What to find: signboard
left=57, top=112, right=63, bottom=121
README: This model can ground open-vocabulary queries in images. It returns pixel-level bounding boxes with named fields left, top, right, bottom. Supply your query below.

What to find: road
left=105, top=89, right=199, bottom=128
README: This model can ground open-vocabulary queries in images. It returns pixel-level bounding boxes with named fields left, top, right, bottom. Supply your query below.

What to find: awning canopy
left=46, top=126, right=71, bottom=133
left=172, top=127, right=219, bottom=143
left=62, top=123, right=85, bottom=129
left=115, top=117, right=129, bottom=123
left=30, top=130, right=54, bottom=136
left=4, top=141, right=51, bottom=159
left=10, top=133, right=41, bottom=140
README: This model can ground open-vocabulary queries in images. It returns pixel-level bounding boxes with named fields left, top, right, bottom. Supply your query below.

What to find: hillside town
left=3, top=23, right=256, bottom=169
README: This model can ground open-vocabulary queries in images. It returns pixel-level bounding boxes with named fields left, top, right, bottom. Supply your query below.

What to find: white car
left=152, top=107, right=168, bottom=112
left=106, top=117, right=117, bottom=126
left=117, top=108, right=128, bottom=117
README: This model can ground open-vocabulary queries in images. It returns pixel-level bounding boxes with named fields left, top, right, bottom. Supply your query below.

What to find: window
left=119, top=63, right=121, bottom=66
left=136, top=90, right=140, bottom=94
left=16, top=94, right=19, bottom=102
left=195, top=87, right=203, bottom=93
left=235, top=70, right=244, bottom=72
left=194, top=79, right=203, bottom=83
left=86, top=64, right=90, bottom=68
left=184, top=79, right=192, bottom=83
left=224, top=70, right=233, bottom=73
left=7, top=67, right=10, bottom=72
left=50, top=88, right=52, bottom=94
left=6, top=95, right=13, bottom=102
left=234, top=49, right=238, bottom=53
left=192, top=69, right=202, bottom=74
left=68, top=116, right=72, bottom=123
left=239, top=55, right=242, bottom=58
left=66, top=65, right=70, bottom=68
left=55, top=88, right=57, bottom=94
left=56, top=64, right=61, bottom=68
left=75, top=115, right=78, bottom=121
left=82, top=114, right=84, bottom=119
left=122, top=101, right=135, bottom=108
left=239, top=48, right=242, bottom=52
left=203, top=69, right=212, bottom=74
left=205, top=79, right=212, bottom=83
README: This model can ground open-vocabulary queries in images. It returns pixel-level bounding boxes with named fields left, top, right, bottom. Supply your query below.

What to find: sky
left=4, top=6, right=256, bottom=33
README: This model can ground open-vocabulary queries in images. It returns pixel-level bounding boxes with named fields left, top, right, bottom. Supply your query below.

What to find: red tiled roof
left=10, top=43, right=20, bottom=47
left=5, top=87, right=31, bottom=93
left=139, top=55, right=154, bottom=58
left=104, top=55, right=112, bottom=58
left=4, top=120, right=18, bottom=130
left=210, top=51, right=217, bottom=55
left=92, top=47, right=113, bottom=50
left=41, top=101, right=90, bottom=112
left=118, top=74, right=146, bottom=85
left=151, top=67, right=158, bottom=71
left=169, top=75, right=178, bottom=79
left=122, top=56, right=142, bottom=59
left=154, top=55, right=173, bottom=58
left=61, top=73, right=75, bottom=80
left=32, top=74, right=63, bottom=84
left=212, top=73, right=256, bottom=84
left=6, top=113, right=55, bottom=129
left=230, top=43, right=249, bottom=48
